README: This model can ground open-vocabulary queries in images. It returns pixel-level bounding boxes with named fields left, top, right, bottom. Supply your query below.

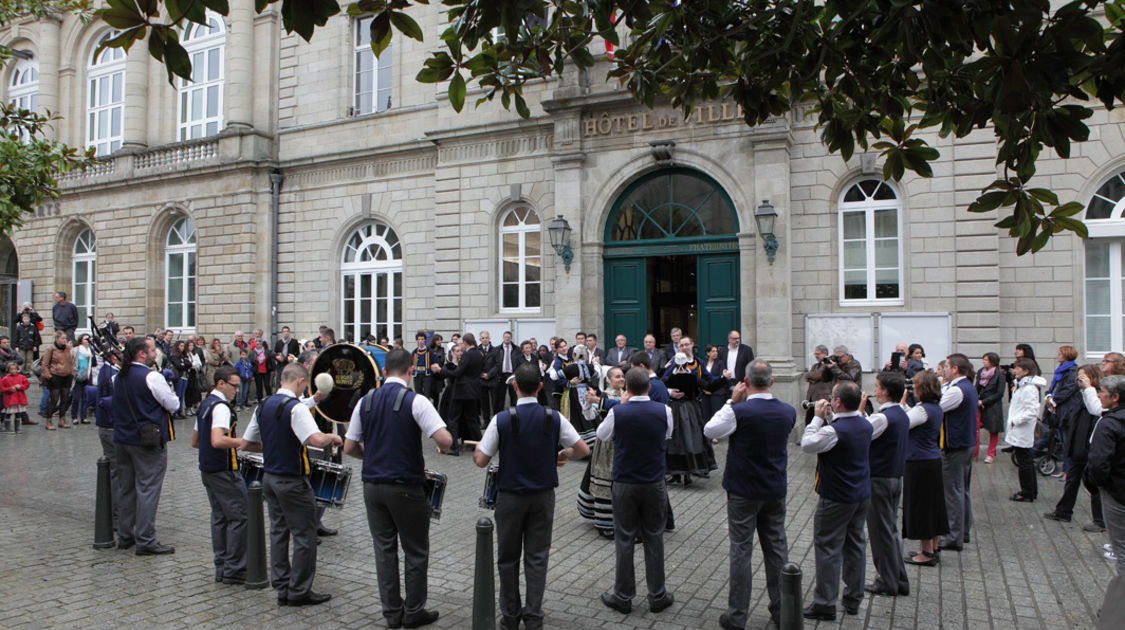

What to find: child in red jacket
left=1, top=360, right=30, bottom=433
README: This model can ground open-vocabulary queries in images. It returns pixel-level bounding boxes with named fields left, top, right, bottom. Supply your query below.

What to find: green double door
left=604, top=253, right=740, bottom=350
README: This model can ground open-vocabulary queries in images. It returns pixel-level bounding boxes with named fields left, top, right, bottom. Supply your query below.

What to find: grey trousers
left=97, top=427, right=119, bottom=531
left=1103, top=492, right=1125, bottom=575
left=363, top=481, right=432, bottom=626
left=263, top=473, right=318, bottom=599
left=812, top=496, right=869, bottom=609
left=201, top=470, right=249, bottom=579
left=726, top=494, right=788, bottom=628
left=114, top=442, right=167, bottom=548
left=610, top=480, right=667, bottom=603
left=941, top=447, right=973, bottom=548
left=867, top=477, right=908, bottom=593
left=495, top=489, right=555, bottom=628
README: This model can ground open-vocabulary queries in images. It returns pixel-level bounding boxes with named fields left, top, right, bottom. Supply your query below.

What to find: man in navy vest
left=596, top=367, right=676, bottom=615
left=191, top=365, right=249, bottom=584
left=241, top=363, right=342, bottom=607
left=473, top=362, right=589, bottom=630
left=412, top=331, right=432, bottom=397
left=801, top=381, right=874, bottom=621
left=628, top=351, right=675, bottom=531
left=704, top=359, right=795, bottom=630
left=112, top=337, right=181, bottom=555
left=343, top=349, right=452, bottom=629
left=864, top=371, right=911, bottom=597
left=939, top=354, right=980, bottom=551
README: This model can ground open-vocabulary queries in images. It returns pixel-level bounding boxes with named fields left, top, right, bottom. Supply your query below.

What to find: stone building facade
left=2, top=6, right=1122, bottom=397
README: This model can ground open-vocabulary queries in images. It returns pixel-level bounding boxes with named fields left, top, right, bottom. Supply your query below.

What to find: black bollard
left=245, top=481, right=269, bottom=590
left=472, top=517, right=496, bottom=630
left=780, top=562, right=803, bottom=630
left=92, top=456, right=115, bottom=549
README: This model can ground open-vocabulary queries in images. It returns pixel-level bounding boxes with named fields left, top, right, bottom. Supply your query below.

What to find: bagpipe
left=86, top=312, right=123, bottom=365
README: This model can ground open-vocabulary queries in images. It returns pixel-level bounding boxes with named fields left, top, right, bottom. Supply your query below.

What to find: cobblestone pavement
left=0, top=390, right=1115, bottom=629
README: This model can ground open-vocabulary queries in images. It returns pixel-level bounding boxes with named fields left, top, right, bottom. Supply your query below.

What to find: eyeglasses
left=222, top=380, right=240, bottom=388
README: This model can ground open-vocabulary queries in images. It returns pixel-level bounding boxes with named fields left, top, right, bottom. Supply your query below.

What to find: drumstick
left=462, top=440, right=480, bottom=446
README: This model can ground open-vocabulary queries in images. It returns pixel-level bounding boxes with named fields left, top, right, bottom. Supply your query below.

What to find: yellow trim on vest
left=300, top=445, right=310, bottom=475
left=166, top=412, right=175, bottom=441
left=228, top=420, right=239, bottom=471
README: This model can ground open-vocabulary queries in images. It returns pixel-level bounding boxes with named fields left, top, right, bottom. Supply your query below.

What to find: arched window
left=8, top=58, right=38, bottom=142
left=1084, top=171, right=1125, bottom=354
left=499, top=206, right=541, bottom=311
left=72, top=228, right=96, bottom=329
left=87, top=31, right=126, bottom=156
left=838, top=179, right=902, bottom=303
left=607, top=169, right=736, bottom=242
left=166, top=217, right=196, bottom=331
left=178, top=13, right=225, bottom=140
left=341, top=222, right=402, bottom=342
left=354, top=16, right=392, bottom=115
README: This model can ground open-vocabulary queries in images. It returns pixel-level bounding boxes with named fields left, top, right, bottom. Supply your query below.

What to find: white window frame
left=86, top=31, right=126, bottom=156
left=72, top=228, right=96, bottom=335
left=340, top=222, right=403, bottom=343
left=8, top=58, right=39, bottom=143
left=837, top=179, right=904, bottom=306
left=1083, top=170, right=1125, bottom=357
left=498, top=206, right=542, bottom=313
left=178, top=13, right=225, bottom=141
left=165, top=217, right=197, bottom=333
left=353, top=16, right=392, bottom=116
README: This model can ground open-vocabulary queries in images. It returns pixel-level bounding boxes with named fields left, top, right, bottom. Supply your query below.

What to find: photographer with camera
left=803, top=345, right=835, bottom=426
left=827, top=345, right=863, bottom=387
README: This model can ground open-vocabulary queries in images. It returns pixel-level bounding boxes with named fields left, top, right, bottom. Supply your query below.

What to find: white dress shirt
left=939, top=376, right=967, bottom=411
left=703, top=392, right=773, bottom=440
left=138, top=362, right=181, bottom=413
left=595, top=396, right=674, bottom=441
left=242, top=387, right=320, bottom=445
left=725, top=346, right=739, bottom=377
left=800, top=410, right=875, bottom=453
left=345, top=376, right=447, bottom=443
left=193, top=389, right=232, bottom=431
left=477, top=397, right=582, bottom=457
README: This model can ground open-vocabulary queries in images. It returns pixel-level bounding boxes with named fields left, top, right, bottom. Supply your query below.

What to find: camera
left=801, top=400, right=817, bottom=410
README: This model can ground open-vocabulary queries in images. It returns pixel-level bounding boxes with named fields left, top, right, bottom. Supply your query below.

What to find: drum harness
left=357, top=385, right=415, bottom=485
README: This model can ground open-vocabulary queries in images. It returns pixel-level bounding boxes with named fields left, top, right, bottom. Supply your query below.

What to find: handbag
left=30, top=358, right=41, bottom=377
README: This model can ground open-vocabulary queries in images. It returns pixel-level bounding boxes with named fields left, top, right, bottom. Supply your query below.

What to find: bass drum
left=309, top=343, right=388, bottom=425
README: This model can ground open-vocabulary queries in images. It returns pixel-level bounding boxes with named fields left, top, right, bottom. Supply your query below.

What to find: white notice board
left=512, top=319, right=557, bottom=347
left=462, top=319, right=511, bottom=343
left=878, top=313, right=952, bottom=367
left=804, top=314, right=875, bottom=369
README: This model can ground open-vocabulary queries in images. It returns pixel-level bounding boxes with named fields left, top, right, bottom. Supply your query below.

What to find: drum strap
left=393, top=387, right=409, bottom=412
left=506, top=405, right=557, bottom=438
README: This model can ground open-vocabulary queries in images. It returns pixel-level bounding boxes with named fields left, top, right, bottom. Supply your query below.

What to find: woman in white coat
left=1006, top=358, right=1047, bottom=502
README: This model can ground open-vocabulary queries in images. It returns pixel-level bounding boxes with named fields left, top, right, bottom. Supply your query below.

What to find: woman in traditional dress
left=577, top=366, right=624, bottom=537
left=663, top=337, right=717, bottom=486
left=549, top=339, right=599, bottom=442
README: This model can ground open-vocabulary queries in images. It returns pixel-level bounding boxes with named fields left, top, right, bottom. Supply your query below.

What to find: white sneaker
left=1106, top=551, right=1117, bottom=561
left=1105, top=543, right=1115, bottom=553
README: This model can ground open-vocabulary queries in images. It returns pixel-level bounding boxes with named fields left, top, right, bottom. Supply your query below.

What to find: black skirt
left=902, top=458, right=950, bottom=541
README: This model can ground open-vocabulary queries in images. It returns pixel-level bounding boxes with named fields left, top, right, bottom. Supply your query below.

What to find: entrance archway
left=0, top=236, right=18, bottom=337
left=603, top=167, right=740, bottom=351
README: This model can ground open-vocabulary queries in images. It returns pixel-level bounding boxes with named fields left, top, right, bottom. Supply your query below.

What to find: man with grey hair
left=662, top=328, right=683, bottom=363
left=228, top=331, right=249, bottom=366
left=704, top=360, right=796, bottom=629
left=827, top=345, right=863, bottom=387
left=804, top=345, right=836, bottom=425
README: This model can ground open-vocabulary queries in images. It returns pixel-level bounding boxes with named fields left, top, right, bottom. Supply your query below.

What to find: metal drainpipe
left=269, top=169, right=284, bottom=343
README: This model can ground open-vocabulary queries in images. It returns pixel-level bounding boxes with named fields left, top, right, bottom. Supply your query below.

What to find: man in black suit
left=704, top=359, right=795, bottom=630
left=642, top=334, right=666, bottom=373
left=443, top=333, right=484, bottom=456
left=568, top=332, right=587, bottom=360
left=493, top=331, right=520, bottom=411
left=479, top=331, right=500, bottom=428
left=513, top=340, right=548, bottom=406
left=274, top=326, right=300, bottom=377
left=717, top=330, right=754, bottom=397
left=584, top=334, right=605, bottom=365
left=663, top=328, right=683, bottom=363
left=607, top=334, right=633, bottom=370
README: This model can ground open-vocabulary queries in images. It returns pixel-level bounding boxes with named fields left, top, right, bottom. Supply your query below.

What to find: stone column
left=37, top=18, right=61, bottom=140
left=551, top=152, right=586, bottom=336
left=122, top=44, right=149, bottom=148
left=225, top=2, right=254, bottom=129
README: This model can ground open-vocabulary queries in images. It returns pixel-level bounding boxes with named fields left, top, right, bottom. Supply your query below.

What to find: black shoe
left=598, top=528, right=615, bottom=539
left=1044, top=511, right=1071, bottom=523
left=1001, top=445, right=1014, bottom=453
left=286, top=591, right=332, bottom=606
left=402, top=609, right=439, bottom=628
left=317, top=526, right=338, bottom=536
left=221, top=575, right=246, bottom=585
left=600, top=592, right=632, bottom=614
left=864, top=583, right=897, bottom=596
left=1083, top=522, right=1107, bottom=533
left=214, top=573, right=224, bottom=583
left=117, top=538, right=135, bottom=550
left=446, top=448, right=461, bottom=456
left=648, top=592, right=674, bottom=613
left=899, top=585, right=910, bottom=596
left=802, top=605, right=836, bottom=621
left=718, top=612, right=743, bottom=630
left=938, top=542, right=963, bottom=552
left=844, top=604, right=859, bottom=615
left=136, top=544, right=175, bottom=556
left=1010, top=493, right=1035, bottom=502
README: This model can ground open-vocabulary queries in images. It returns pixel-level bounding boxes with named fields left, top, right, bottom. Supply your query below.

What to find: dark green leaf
left=164, top=40, right=193, bottom=84
left=1050, top=201, right=1085, bottom=217
left=389, top=10, right=424, bottom=41
left=449, top=72, right=466, bottom=112
left=202, top=0, right=231, bottom=17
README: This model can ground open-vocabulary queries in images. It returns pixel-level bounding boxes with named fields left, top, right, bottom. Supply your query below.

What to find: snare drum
left=237, top=453, right=265, bottom=487
left=309, top=459, right=352, bottom=508
left=423, top=469, right=447, bottom=520
left=479, top=463, right=499, bottom=510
